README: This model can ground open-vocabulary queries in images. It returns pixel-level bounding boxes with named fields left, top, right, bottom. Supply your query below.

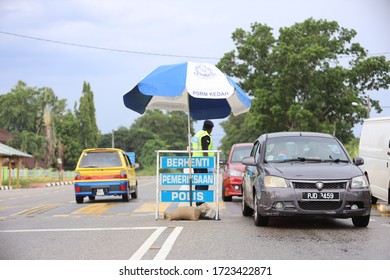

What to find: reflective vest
left=192, top=130, right=214, bottom=157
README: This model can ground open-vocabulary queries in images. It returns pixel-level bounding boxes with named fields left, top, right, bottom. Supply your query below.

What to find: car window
left=79, top=152, right=122, bottom=168
left=124, top=153, right=133, bottom=167
left=231, top=146, right=252, bottom=163
left=265, top=136, right=349, bottom=162
left=254, top=143, right=261, bottom=163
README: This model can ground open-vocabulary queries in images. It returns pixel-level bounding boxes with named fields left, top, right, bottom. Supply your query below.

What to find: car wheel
left=131, top=184, right=138, bottom=199
left=242, top=190, right=254, bottom=216
left=371, top=196, right=378, bottom=205
left=76, top=196, right=84, bottom=204
left=222, top=183, right=232, bottom=202
left=352, top=215, right=370, bottom=227
left=88, top=195, right=95, bottom=201
left=122, top=192, right=130, bottom=202
left=254, top=192, right=269, bottom=226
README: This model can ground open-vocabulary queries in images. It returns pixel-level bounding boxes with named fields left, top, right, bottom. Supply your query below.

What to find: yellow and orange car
left=74, top=148, right=138, bottom=203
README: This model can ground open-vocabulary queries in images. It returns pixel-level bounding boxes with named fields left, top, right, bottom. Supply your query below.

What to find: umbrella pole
left=187, top=113, right=193, bottom=207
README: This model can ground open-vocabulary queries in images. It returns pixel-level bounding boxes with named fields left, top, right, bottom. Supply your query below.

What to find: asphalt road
left=0, top=177, right=389, bottom=260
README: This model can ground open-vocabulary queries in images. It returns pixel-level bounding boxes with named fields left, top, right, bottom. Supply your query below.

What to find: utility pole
left=366, top=95, right=371, bottom=118
left=111, top=130, right=115, bottom=148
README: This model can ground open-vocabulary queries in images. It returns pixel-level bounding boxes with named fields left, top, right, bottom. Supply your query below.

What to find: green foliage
left=99, top=110, right=192, bottom=170
left=344, top=137, right=360, bottom=158
left=217, top=18, right=389, bottom=151
left=75, top=82, right=99, bottom=149
left=56, top=110, right=83, bottom=170
left=0, top=81, right=68, bottom=168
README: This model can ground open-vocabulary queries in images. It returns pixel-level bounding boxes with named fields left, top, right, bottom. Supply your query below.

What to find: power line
left=1, top=30, right=389, bottom=59
left=0, top=30, right=220, bottom=60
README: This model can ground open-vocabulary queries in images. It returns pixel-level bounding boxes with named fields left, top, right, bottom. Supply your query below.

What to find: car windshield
left=231, top=146, right=252, bottom=163
left=79, top=152, right=122, bottom=168
left=265, top=136, right=349, bottom=163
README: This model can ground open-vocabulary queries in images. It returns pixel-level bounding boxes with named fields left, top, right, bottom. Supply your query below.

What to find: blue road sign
left=161, top=190, right=214, bottom=203
left=160, top=173, right=214, bottom=186
left=160, top=156, right=214, bottom=169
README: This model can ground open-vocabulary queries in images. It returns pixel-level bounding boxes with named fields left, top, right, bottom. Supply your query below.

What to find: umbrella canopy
left=123, top=61, right=251, bottom=120
left=123, top=61, right=251, bottom=209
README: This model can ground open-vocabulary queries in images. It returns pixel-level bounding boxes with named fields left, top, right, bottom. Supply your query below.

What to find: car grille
left=298, top=201, right=343, bottom=210
left=292, top=181, right=347, bottom=189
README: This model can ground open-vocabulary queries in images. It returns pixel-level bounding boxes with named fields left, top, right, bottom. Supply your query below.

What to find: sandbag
left=168, top=206, right=201, bottom=221
left=197, top=203, right=216, bottom=220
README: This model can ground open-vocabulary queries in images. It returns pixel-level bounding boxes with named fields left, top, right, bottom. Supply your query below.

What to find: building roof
left=0, top=143, right=32, bottom=158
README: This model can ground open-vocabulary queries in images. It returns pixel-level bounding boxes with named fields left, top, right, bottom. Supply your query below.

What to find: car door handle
left=388, top=151, right=390, bottom=156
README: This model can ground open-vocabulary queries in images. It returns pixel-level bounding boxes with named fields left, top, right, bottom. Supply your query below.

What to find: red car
left=222, top=143, right=253, bottom=201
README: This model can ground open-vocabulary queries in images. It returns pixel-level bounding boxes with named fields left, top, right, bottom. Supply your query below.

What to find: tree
left=98, top=110, right=192, bottom=168
left=0, top=81, right=40, bottom=132
left=75, top=82, right=99, bottom=149
left=56, top=110, right=83, bottom=170
left=217, top=18, right=390, bottom=145
left=0, top=81, right=68, bottom=168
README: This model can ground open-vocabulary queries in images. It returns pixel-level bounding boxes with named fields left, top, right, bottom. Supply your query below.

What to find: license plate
left=96, top=189, right=105, bottom=196
left=302, top=192, right=339, bottom=200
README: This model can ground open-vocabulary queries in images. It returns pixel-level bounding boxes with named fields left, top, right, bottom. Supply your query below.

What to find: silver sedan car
left=241, top=132, right=371, bottom=227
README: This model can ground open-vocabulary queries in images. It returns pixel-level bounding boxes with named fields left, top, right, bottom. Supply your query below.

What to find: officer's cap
left=203, top=120, right=214, bottom=129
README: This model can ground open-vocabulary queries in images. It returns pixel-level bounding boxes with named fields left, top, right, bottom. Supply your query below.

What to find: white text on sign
left=160, top=173, right=214, bottom=186
left=161, top=156, right=214, bottom=168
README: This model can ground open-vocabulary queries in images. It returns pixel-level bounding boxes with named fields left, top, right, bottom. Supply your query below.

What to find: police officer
left=192, top=120, right=214, bottom=206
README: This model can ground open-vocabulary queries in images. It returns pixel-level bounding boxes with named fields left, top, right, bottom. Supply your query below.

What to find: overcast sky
left=1, top=0, right=389, bottom=148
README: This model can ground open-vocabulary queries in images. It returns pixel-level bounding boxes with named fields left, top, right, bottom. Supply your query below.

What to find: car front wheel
left=254, top=192, right=269, bottom=226
left=352, top=215, right=370, bottom=227
left=222, top=183, right=232, bottom=202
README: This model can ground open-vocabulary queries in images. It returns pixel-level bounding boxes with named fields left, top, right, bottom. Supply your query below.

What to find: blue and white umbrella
left=123, top=61, right=251, bottom=208
left=123, top=61, right=251, bottom=121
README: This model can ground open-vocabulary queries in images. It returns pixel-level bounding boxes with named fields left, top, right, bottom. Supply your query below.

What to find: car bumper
left=74, top=180, right=128, bottom=196
left=257, top=188, right=371, bottom=218
left=223, top=176, right=243, bottom=196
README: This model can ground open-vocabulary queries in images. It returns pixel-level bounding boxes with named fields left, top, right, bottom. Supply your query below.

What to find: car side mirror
left=242, top=156, right=256, bottom=166
left=353, top=157, right=364, bottom=166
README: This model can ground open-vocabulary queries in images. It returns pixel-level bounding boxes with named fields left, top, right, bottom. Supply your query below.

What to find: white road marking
left=129, top=227, right=167, bottom=260
left=0, top=227, right=161, bottom=233
left=154, top=226, right=183, bottom=260
left=0, top=226, right=181, bottom=259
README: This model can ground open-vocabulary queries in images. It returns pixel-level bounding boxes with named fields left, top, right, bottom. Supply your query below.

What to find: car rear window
left=231, top=146, right=252, bottom=163
left=79, top=152, right=122, bottom=168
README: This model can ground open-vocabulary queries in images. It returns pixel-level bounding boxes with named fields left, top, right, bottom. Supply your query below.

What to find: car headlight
left=229, top=169, right=242, bottom=177
left=351, top=175, right=369, bottom=189
left=264, top=176, right=288, bottom=188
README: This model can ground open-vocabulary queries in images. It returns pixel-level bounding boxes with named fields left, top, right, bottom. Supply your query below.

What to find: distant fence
left=1, top=167, right=74, bottom=184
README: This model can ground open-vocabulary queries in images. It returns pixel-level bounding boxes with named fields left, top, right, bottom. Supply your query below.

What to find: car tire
left=254, top=192, right=269, bottom=226
left=371, top=196, right=378, bottom=205
left=76, top=196, right=84, bottom=204
left=131, top=184, right=138, bottom=199
left=222, top=183, right=232, bottom=202
left=352, top=215, right=370, bottom=227
left=88, top=195, right=95, bottom=201
left=122, top=192, right=130, bottom=202
left=242, top=191, right=254, bottom=216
